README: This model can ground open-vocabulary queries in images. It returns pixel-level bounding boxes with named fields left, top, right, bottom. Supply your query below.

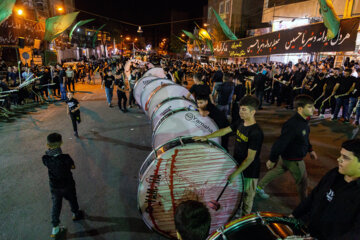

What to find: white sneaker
left=256, top=186, right=270, bottom=199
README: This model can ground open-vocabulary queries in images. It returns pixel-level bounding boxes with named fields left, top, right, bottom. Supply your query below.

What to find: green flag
left=206, top=39, right=214, bottom=53
left=318, top=0, right=340, bottom=39
left=0, top=0, right=16, bottom=24
left=44, top=12, right=79, bottom=42
left=69, top=18, right=95, bottom=41
left=92, top=24, right=106, bottom=48
left=182, top=30, right=196, bottom=40
left=210, top=7, right=237, bottom=40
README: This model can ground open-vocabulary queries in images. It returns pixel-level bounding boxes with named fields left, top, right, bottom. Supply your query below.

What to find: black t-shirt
left=189, top=84, right=211, bottom=99
left=104, top=75, right=115, bottom=88
left=207, top=103, right=229, bottom=129
left=230, top=120, right=264, bottom=178
left=233, top=84, right=246, bottom=102
left=66, top=98, right=79, bottom=113
left=325, top=76, right=340, bottom=94
left=216, top=82, right=234, bottom=105
left=336, top=76, right=356, bottom=95
left=42, top=153, right=75, bottom=189
left=115, top=79, right=126, bottom=91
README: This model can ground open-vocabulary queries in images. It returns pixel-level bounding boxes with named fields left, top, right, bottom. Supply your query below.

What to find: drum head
left=134, top=76, right=161, bottom=105
left=146, top=85, right=194, bottom=117
left=152, top=109, right=220, bottom=149
left=140, top=79, right=175, bottom=111
left=151, top=97, right=197, bottom=130
left=138, top=139, right=244, bottom=239
left=208, top=212, right=308, bottom=240
left=143, top=67, right=166, bottom=78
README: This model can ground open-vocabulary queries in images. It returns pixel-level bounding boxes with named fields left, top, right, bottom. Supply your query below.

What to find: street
left=0, top=79, right=351, bottom=240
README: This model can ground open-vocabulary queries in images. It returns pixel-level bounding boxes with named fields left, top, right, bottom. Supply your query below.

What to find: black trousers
left=129, top=88, right=135, bottom=106
left=70, top=111, right=81, bottom=132
left=51, top=185, right=79, bottom=227
left=67, top=78, right=75, bottom=92
left=117, top=90, right=127, bottom=110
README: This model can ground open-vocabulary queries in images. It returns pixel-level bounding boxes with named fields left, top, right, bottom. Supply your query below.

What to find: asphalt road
left=0, top=79, right=353, bottom=240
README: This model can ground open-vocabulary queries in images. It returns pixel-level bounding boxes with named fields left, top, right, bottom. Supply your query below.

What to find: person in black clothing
left=332, top=68, right=356, bottom=122
left=115, top=71, right=128, bottom=113
left=211, top=65, right=224, bottom=97
left=42, top=133, right=84, bottom=239
left=194, top=96, right=264, bottom=217
left=292, top=139, right=360, bottom=240
left=196, top=94, right=230, bottom=151
left=288, top=64, right=306, bottom=109
left=254, top=68, right=267, bottom=109
left=231, top=78, right=246, bottom=124
left=186, top=73, right=213, bottom=102
left=214, top=73, right=234, bottom=116
left=66, top=92, right=81, bottom=137
left=257, top=95, right=318, bottom=201
left=318, top=68, right=341, bottom=117
left=102, top=70, right=115, bottom=107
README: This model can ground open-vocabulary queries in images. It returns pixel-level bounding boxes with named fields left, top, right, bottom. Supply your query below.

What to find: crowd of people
left=2, top=54, right=360, bottom=240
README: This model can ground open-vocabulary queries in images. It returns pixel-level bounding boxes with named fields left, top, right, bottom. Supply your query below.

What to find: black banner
left=0, top=16, right=45, bottom=46
left=214, top=17, right=360, bottom=58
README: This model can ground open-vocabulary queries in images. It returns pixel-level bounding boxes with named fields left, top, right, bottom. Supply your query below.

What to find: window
left=219, top=1, right=225, bottom=15
left=225, top=0, right=231, bottom=14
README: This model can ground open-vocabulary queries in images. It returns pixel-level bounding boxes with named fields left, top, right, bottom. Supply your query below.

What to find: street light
left=126, top=37, right=131, bottom=41
left=57, top=6, right=64, bottom=12
left=17, top=9, right=23, bottom=15
left=181, top=33, right=185, bottom=37
left=137, top=26, right=143, bottom=34
left=203, top=23, right=209, bottom=27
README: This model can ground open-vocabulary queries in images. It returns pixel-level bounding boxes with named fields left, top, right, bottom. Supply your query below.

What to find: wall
left=262, top=0, right=350, bottom=23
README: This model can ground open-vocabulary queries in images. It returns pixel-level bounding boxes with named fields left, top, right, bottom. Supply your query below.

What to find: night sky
left=75, top=0, right=207, bottom=45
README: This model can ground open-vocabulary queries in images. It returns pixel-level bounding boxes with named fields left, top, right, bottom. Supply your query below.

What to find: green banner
left=206, top=39, right=214, bottom=53
left=44, top=12, right=79, bottom=42
left=69, top=18, right=95, bottom=41
left=92, top=24, right=106, bottom=48
left=318, top=0, right=340, bottom=39
left=0, top=0, right=16, bottom=25
left=211, top=7, right=238, bottom=40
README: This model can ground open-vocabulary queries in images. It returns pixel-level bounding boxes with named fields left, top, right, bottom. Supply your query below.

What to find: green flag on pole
left=206, top=39, right=214, bottom=53
left=210, top=7, right=237, bottom=40
left=92, top=24, right=106, bottom=48
left=182, top=30, right=196, bottom=40
left=0, top=0, right=16, bottom=25
left=44, top=12, right=79, bottom=42
left=69, top=18, right=95, bottom=41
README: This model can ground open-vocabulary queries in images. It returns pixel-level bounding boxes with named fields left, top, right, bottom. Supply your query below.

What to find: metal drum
left=133, top=76, right=161, bottom=105
left=138, top=137, right=244, bottom=239
left=152, top=109, right=220, bottom=149
left=208, top=212, right=308, bottom=240
left=151, top=97, right=197, bottom=130
left=143, top=67, right=166, bottom=78
left=145, top=84, right=194, bottom=117
left=140, top=79, right=175, bottom=111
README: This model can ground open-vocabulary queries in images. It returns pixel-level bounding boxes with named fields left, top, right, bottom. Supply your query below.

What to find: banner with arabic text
left=0, top=16, right=45, bottom=46
left=214, top=17, right=360, bottom=58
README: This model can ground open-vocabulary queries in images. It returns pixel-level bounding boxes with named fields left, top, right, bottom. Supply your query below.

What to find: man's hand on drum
left=192, top=136, right=208, bottom=142
left=266, top=160, right=276, bottom=170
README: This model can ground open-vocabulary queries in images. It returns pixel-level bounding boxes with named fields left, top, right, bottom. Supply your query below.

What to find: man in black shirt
left=186, top=73, right=213, bottom=102
left=66, top=92, right=81, bottom=137
left=319, top=68, right=340, bottom=117
left=231, top=78, right=246, bottom=124
left=102, top=70, right=115, bottom=107
left=211, top=65, right=223, bottom=96
left=332, top=68, right=356, bottom=122
left=257, top=95, right=317, bottom=201
left=292, top=139, right=360, bottom=240
left=254, top=68, right=267, bottom=109
left=214, top=73, right=234, bottom=116
left=42, top=133, right=84, bottom=239
left=196, top=95, right=230, bottom=151
left=194, top=96, right=264, bottom=216
left=115, top=71, right=128, bottom=113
